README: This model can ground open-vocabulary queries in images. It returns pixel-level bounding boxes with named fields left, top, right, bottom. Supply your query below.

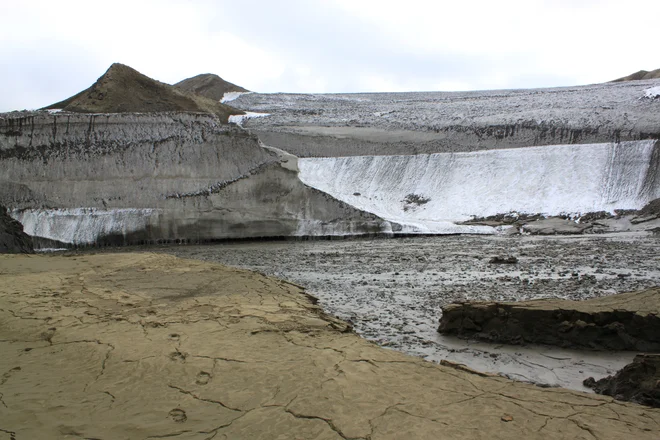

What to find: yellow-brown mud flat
left=1, top=253, right=659, bottom=439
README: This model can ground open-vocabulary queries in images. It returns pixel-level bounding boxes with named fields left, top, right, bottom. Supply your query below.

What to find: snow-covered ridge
left=298, top=140, right=659, bottom=234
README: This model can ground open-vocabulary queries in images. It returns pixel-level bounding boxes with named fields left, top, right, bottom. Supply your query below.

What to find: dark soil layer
left=584, top=354, right=660, bottom=408
left=175, top=73, right=248, bottom=101
left=460, top=199, right=660, bottom=234
left=44, top=63, right=242, bottom=122
left=612, top=68, right=660, bottom=82
left=637, top=198, right=660, bottom=218
left=438, top=287, right=660, bottom=351
left=0, top=205, right=33, bottom=253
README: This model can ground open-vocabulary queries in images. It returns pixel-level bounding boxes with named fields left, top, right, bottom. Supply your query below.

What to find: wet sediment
left=438, top=288, right=660, bottom=351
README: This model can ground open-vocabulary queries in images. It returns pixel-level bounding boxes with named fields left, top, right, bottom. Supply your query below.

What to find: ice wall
left=14, top=208, right=159, bottom=245
left=0, top=112, right=276, bottom=209
left=1, top=112, right=393, bottom=246
left=10, top=165, right=394, bottom=246
left=298, top=141, right=660, bottom=233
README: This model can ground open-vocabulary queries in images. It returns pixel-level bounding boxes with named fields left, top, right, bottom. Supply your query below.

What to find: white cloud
left=1, top=0, right=659, bottom=111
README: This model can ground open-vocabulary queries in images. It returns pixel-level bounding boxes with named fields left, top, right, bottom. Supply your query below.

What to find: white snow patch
left=228, top=112, right=270, bottom=127
left=220, top=91, right=251, bottom=103
left=299, top=140, right=658, bottom=234
left=46, top=109, right=63, bottom=114
left=643, top=86, right=660, bottom=99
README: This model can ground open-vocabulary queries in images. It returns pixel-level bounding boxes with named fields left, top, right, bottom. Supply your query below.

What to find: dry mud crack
left=1, top=253, right=659, bottom=439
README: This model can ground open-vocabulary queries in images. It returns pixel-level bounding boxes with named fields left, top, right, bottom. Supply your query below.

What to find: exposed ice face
left=643, top=86, right=660, bottom=99
left=13, top=208, right=159, bottom=245
left=228, top=111, right=270, bottom=127
left=298, top=140, right=658, bottom=233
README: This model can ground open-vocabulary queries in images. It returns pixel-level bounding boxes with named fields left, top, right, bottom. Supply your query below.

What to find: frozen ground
left=162, top=231, right=660, bottom=391
left=230, top=79, right=660, bottom=157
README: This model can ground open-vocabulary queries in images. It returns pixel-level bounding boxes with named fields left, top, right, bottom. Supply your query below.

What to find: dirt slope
left=175, top=73, right=249, bottom=101
left=44, top=63, right=242, bottom=122
left=612, top=68, right=660, bottom=82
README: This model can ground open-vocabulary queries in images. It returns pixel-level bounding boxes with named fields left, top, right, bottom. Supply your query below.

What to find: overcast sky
left=1, top=0, right=658, bottom=111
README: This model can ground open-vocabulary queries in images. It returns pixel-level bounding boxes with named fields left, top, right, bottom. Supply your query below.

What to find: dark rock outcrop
left=584, top=354, right=660, bottom=408
left=44, top=63, right=242, bottom=123
left=0, top=204, right=33, bottom=253
left=438, top=288, right=660, bottom=351
left=175, top=73, right=249, bottom=101
left=631, top=198, right=660, bottom=224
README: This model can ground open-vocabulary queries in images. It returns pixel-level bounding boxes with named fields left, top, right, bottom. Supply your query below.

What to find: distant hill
left=44, top=63, right=242, bottom=122
left=611, top=68, right=660, bottom=82
left=175, top=74, right=249, bottom=101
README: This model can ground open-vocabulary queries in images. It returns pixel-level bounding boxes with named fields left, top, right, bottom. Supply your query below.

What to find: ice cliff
left=298, top=140, right=660, bottom=233
left=0, top=112, right=392, bottom=246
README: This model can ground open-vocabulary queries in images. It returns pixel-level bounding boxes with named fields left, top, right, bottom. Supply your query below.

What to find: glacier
left=298, top=140, right=660, bottom=234
left=231, top=79, right=660, bottom=158
left=1, top=112, right=393, bottom=247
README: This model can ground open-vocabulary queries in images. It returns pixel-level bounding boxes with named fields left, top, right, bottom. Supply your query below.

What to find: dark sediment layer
left=458, top=199, right=660, bottom=235
left=438, top=287, right=660, bottom=351
left=584, top=354, right=660, bottom=408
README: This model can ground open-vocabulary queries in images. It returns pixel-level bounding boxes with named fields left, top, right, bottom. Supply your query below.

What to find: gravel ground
left=160, top=231, right=660, bottom=391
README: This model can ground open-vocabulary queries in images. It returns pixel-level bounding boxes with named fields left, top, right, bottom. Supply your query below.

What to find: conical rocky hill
left=612, top=68, right=660, bottom=82
left=175, top=73, right=249, bottom=101
left=44, top=63, right=242, bottom=122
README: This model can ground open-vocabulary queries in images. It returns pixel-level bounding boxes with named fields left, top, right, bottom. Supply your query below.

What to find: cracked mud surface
left=2, top=253, right=660, bottom=439
left=163, top=232, right=660, bottom=390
